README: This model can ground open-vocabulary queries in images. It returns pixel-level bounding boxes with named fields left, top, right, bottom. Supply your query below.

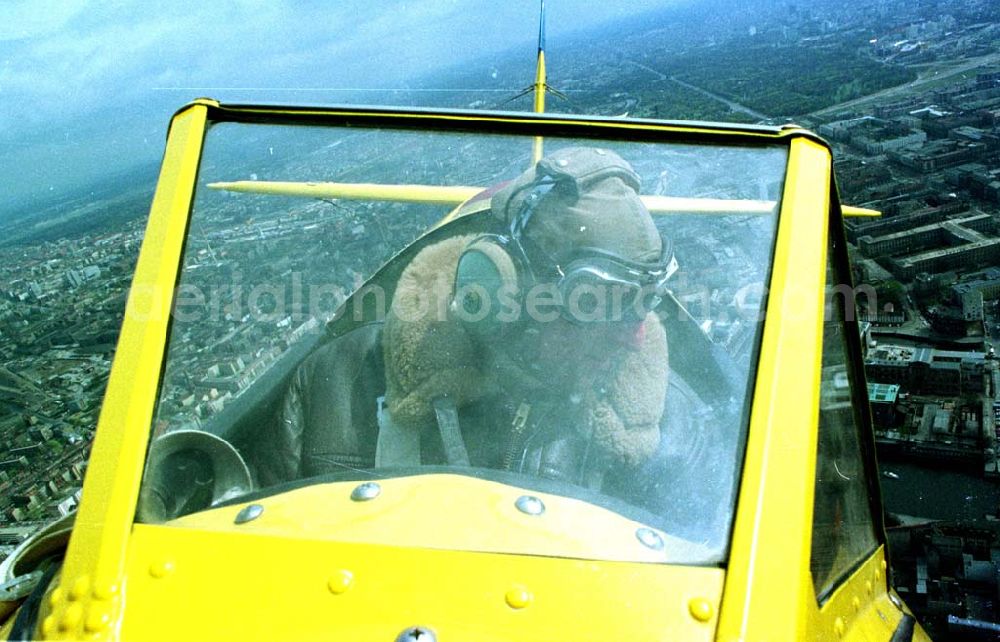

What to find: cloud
left=0, top=0, right=678, bottom=209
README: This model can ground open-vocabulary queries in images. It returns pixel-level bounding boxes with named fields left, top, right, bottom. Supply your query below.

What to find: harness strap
left=375, top=395, right=421, bottom=467
left=432, top=396, right=471, bottom=466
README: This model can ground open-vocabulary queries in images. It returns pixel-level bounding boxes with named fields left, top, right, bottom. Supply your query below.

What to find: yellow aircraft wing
left=208, top=180, right=880, bottom=218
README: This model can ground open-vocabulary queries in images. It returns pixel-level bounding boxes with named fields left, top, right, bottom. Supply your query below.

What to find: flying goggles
left=509, top=178, right=678, bottom=325
left=516, top=233, right=677, bottom=325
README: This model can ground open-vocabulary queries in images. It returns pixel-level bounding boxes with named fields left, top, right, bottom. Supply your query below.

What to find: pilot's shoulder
left=395, top=233, right=479, bottom=294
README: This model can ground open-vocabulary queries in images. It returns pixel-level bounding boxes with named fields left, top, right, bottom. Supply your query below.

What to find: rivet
left=515, top=495, right=545, bottom=516
left=42, top=614, right=57, bottom=637
left=69, top=576, right=89, bottom=601
left=852, top=596, right=861, bottom=612
left=92, top=583, right=119, bottom=600
left=85, top=609, right=112, bottom=633
left=881, top=559, right=888, bottom=571
left=556, top=159, right=569, bottom=167
left=505, top=586, right=532, bottom=609
left=235, top=503, right=264, bottom=524
left=688, top=598, right=713, bottom=622
left=351, top=482, right=381, bottom=502
left=327, top=570, right=354, bottom=595
left=61, top=603, right=84, bottom=631
left=865, top=580, right=873, bottom=595
left=636, top=528, right=665, bottom=551
left=595, top=149, right=607, bottom=155
left=149, top=560, right=175, bottom=579
left=49, top=587, right=64, bottom=607
left=834, top=617, right=846, bottom=637
left=874, top=569, right=881, bottom=582
left=395, top=625, right=438, bottom=642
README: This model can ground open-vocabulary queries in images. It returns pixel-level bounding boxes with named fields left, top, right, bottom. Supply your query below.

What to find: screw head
left=235, top=503, right=264, bottom=524
left=351, top=482, right=381, bottom=501
left=327, top=570, right=354, bottom=595
left=148, top=560, right=175, bottom=579
left=505, top=586, right=532, bottom=609
left=688, top=597, right=713, bottom=622
left=515, top=495, right=545, bottom=516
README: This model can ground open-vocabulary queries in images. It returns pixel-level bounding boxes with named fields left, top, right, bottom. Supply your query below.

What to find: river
left=879, top=461, right=1000, bottom=522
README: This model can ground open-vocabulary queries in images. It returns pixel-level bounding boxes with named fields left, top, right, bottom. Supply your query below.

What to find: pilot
left=255, top=147, right=677, bottom=496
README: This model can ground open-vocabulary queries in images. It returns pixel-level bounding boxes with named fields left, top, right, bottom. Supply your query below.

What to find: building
left=867, top=382, right=901, bottom=427
left=856, top=213, right=1000, bottom=280
left=857, top=213, right=998, bottom=279
left=866, top=344, right=988, bottom=395
left=952, top=267, right=1000, bottom=321
left=845, top=200, right=967, bottom=244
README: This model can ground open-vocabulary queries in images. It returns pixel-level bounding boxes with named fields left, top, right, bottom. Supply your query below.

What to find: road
left=626, top=60, right=770, bottom=121
left=667, top=76, right=770, bottom=121
left=809, top=52, right=1000, bottom=118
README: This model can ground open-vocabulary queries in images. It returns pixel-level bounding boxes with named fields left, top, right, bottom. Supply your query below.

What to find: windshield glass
left=140, top=119, right=787, bottom=565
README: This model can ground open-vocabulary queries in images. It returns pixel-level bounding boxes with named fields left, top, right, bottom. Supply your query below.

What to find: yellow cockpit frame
left=2, top=101, right=929, bottom=642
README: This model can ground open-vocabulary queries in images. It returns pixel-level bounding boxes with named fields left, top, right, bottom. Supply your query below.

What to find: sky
left=0, top=0, right=677, bottom=215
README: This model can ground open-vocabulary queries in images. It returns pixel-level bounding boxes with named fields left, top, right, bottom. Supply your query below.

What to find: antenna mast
left=532, top=0, right=547, bottom=162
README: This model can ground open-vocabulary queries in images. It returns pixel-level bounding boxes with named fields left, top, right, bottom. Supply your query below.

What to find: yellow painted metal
left=534, top=52, right=546, bottom=115
left=121, top=522, right=725, bottom=641
left=170, top=475, right=703, bottom=564
left=716, top=137, right=831, bottom=641
left=208, top=180, right=780, bottom=215
left=32, top=104, right=210, bottom=640
left=532, top=49, right=546, bottom=163
left=842, top=205, right=881, bottom=218
left=814, top=547, right=933, bottom=641
left=207, top=180, right=485, bottom=205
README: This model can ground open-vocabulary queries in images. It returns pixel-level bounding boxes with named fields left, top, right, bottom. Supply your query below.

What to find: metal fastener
left=85, top=610, right=112, bottom=633
left=327, top=570, right=354, bottom=595
left=505, top=586, right=532, bottom=609
left=92, top=582, right=119, bottom=600
left=351, top=482, right=381, bottom=501
left=69, top=576, right=89, bottom=601
left=515, top=495, right=545, bottom=516
left=235, top=503, right=264, bottom=524
left=41, top=615, right=57, bottom=637
left=61, top=603, right=83, bottom=631
left=148, top=560, right=175, bottom=579
left=688, top=598, right=713, bottom=622
left=636, top=528, right=665, bottom=551
left=396, top=626, right=437, bottom=642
